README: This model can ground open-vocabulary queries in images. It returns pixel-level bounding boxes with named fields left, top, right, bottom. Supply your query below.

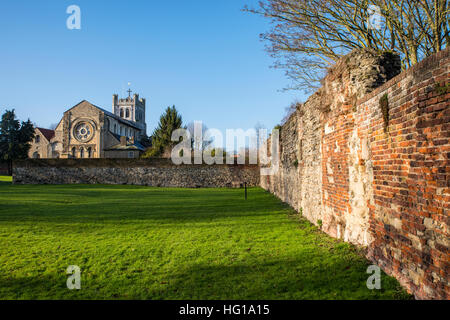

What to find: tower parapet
left=112, top=92, right=147, bottom=139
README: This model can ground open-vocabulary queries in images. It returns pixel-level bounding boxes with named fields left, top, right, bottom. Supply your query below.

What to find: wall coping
left=357, top=46, right=449, bottom=105
left=13, top=158, right=259, bottom=169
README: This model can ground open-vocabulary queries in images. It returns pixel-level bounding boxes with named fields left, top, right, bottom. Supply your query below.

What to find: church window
left=120, top=109, right=124, bottom=118
left=87, top=147, right=92, bottom=158
left=74, top=122, right=94, bottom=142
left=35, top=135, right=40, bottom=143
left=71, top=147, right=76, bottom=158
left=80, top=148, right=84, bottom=158
left=126, top=109, right=130, bottom=118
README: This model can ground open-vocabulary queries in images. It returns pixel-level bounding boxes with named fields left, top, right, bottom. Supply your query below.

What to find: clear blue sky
left=0, top=0, right=304, bottom=136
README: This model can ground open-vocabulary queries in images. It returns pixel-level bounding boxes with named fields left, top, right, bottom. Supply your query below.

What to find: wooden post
left=244, top=182, right=247, bottom=200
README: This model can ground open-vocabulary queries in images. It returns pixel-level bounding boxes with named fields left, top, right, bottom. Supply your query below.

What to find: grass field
left=0, top=176, right=411, bottom=300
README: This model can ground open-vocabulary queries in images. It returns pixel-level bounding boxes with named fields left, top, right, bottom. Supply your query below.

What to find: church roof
left=97, top=106, right=142, bottom=130
left=106, top=135, right=146, bottom=151
left=68, top=100, right=142, bottom=130
left=37, top=127, right=55, bottom=142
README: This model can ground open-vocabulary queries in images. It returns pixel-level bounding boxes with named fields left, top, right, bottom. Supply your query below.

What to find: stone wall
left=12, top=159, right=260, bottom=188
left=0, top=161, right=9, bottom=175
left=261, top=47, right=449, bottom=300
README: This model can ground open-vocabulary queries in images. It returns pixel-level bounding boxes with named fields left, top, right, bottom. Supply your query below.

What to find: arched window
left=120, top=109, right=124, bottom=118
left=35, top=135, right=40, bottom=143
left=32, top=152, right=40, bottom=159
left=71, top=147, right=76, bottom=158
left=126, top=108, right=130, bottom=118
left=87, top=147, right=92, bottom=158
left=80, top=148, right=84, bottom=158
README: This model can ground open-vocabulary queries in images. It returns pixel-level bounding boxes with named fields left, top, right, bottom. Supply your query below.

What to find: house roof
left=36, top=127, right=55, bottom=142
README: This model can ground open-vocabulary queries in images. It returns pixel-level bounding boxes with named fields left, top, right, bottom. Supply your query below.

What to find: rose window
left=74, top=122, right=94, bottom=142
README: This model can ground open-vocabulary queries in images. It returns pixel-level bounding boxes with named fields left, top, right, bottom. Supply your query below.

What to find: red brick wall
left=358, top=48, right=449, bottom=300
left=321, top=103, right=354, bottom=239
left=262, top=47, right=449, bottom=299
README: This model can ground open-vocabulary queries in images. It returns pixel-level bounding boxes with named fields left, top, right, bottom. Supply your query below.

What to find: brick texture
left=262, top=47, right=449, bottom=299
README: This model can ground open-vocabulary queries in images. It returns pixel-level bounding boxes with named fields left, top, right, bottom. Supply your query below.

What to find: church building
left=28, top=92, right=148, bottom=159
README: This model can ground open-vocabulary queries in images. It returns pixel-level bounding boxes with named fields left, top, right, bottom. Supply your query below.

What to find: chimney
left=120, top=136, right=127, bottom=146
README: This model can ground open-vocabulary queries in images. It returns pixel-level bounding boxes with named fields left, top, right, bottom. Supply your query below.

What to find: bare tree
left=187, top=121, right=213, bottom=152
left=49, top=123, right=58, bottom=130
left=244, top=0, right=448, bottom=91
left=282, top=101, right=302, bottom=124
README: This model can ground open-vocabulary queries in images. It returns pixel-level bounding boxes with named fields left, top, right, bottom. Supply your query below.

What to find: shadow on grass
left=0, top=177, right=12, bottom=186
left=145, top=259, right=411, bottom=300
left=0, top=257, right=410, bottom=300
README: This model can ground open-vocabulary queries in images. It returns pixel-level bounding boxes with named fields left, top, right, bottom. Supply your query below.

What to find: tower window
left=120, top=109, right=124, bottom=118
left=126, top=109, right=130, bottom=118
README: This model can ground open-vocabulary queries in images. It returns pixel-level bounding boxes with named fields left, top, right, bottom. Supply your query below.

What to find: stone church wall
left=12, top=159, right=260, bottom=188
left=261, top=48, right=449, bottom=299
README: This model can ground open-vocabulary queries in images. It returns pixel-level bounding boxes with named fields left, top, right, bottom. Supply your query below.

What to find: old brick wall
left=12, top=159, right=260, bottom=188
left=261, top=112, right=302, bottom=211
left=359, top=49, right=449, bottom=300
left=262, top=47, right=449, bottom=299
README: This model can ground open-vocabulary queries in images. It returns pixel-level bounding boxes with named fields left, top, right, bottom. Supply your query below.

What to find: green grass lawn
left=0, top=176, right=12, bottom=184
left=0, top=176, right=410, bottom=300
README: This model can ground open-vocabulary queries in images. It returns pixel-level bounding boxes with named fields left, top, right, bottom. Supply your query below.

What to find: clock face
left=73, top=122, right=94, bottom=142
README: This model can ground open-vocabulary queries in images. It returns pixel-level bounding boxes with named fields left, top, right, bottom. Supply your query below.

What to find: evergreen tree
left=0, top=109, right=35, bottom=174
left=142, top=106, right=183, bottom=158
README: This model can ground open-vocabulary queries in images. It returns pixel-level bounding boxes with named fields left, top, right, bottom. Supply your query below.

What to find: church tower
left=112, top=90, right=147, bottom=139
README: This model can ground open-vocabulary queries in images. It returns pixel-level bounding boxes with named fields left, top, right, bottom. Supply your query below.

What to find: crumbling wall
left=359, top=49, right=449, bottom=300
left=13, top=159, right=260, bottom=188
left=261, top=112, right=301, bottom=210
left=262, top=47, right=449, bottom=299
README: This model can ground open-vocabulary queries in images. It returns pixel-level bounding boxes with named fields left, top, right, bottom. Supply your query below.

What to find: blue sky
left=0, top=0, right=304, bottom=136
